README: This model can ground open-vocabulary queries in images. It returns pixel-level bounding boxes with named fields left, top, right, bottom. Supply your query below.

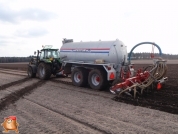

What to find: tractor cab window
left=52, top=50, right=59, bottom=58
left=45, top=50, right=59, bottom=58
left=47, top=50, right=59, bottom=58
left=47, top=51, right=52, bottom=58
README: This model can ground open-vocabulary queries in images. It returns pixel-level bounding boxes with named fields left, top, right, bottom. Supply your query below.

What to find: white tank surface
left=60, top=39, right=128, bottom=66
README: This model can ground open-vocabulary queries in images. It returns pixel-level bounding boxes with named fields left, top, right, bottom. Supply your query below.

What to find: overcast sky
left=0, top=0, right=177, bottom=57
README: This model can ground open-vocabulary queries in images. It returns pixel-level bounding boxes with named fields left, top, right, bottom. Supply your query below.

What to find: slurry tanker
left=60, top=39, right=167, bottom=97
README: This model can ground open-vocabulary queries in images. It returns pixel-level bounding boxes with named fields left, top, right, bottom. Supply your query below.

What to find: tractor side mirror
left=34, top=51, right=36, bottom=55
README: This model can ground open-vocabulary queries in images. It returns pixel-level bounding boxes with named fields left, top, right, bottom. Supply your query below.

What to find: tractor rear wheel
left=27, top=66, right=36, bottom=78
left=71, top=67, right=88, bottom=87
left=88, top=69, right=107, bottom=90
left=37, top=63, right=51, bottom=80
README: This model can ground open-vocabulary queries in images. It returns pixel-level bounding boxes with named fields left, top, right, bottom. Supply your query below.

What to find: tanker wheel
left=71, top=67, right=88, bottom=87
left=27, top=66, right=36, bottom=78
left=88, top=69, right=107, bottom=90
left=37, top=63, right=51, bottom=80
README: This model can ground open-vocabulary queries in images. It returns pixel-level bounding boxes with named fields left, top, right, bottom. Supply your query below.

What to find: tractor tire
left=27, top=66, right=36, bottom=78
left=37, top=63, right=51, bottom=80
left=71, top=67, right=88, bottom=87
left=88, top=69, right=107, bottom=90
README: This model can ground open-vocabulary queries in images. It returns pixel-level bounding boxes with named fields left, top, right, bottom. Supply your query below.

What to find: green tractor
left=27, top=45, right=66, bottom=80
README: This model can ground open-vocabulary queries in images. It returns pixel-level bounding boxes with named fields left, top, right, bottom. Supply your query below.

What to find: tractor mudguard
left=28, top=65, right=37, bottom=73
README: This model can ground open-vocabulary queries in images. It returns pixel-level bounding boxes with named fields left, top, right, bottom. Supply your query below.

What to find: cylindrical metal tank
left=60, top=39, right=128, bottom=67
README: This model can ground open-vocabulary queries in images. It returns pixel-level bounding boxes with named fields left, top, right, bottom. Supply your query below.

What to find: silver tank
left=59, top=39, right=128, bottom=67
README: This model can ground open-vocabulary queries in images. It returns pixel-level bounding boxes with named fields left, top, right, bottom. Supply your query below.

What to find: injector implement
left=110, top=58, right=168, bottom=98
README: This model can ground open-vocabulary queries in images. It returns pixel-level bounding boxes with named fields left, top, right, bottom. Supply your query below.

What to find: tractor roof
left=40, top=45, right=58, bottom=51
left=41, top=48, right=59, bottom=51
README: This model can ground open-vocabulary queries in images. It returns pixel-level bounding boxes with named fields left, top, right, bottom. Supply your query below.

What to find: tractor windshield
left=47, top=50, right=59, bottom=58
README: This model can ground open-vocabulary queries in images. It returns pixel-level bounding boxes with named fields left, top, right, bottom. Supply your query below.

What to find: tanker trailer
left=60, top=39, right=132, bottom=90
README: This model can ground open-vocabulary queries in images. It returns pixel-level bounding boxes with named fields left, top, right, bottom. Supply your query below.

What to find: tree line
left=0, top=53, right=178, bottom=63
left=131, top=52, right=178, bottom=60
left=0, top=56, right=31, bottom=63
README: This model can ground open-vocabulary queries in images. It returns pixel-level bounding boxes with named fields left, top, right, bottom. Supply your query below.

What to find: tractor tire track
left=23, top=98, right=111, bottom=134
left=0, top=80, right=110, bottom=133
left=22, top=81, right=178, bottom=134
left=0, top=78, right=29, bottom=91
left=26, top=98, right=162, bottom=133
left=2, top=98, right=105, bottom=134
left=0, top=80, right=46, bottom=111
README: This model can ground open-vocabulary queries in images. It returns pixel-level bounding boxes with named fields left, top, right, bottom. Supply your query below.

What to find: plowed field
left=0, top=61, right=178, bottom=134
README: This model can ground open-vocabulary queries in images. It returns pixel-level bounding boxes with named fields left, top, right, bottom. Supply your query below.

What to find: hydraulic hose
left=128, top=42, right=162, bottom=63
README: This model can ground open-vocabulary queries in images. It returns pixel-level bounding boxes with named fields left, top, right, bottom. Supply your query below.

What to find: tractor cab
left=39, top=48, right=60, bottom=61
left=35, top=45, right=60, bottom=62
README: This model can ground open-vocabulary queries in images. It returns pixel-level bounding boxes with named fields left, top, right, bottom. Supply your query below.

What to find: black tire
left=88, top=69, right=107, bottom=90
left=37, top=63, right=51, bottom=80
left=27, top=66, right=36, bottom=78
left=71, top=67, right=88, bottom=87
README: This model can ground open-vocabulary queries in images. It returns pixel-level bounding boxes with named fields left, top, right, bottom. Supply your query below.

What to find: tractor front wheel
left=37, top=63, right=51, bottom=80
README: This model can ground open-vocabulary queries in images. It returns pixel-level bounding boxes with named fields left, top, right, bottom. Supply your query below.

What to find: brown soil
left=0, top=61, right=178, bottom=133
left=0, top=62, right=178, bottom=114
left=114, top=63, right=178, bottom=114
left=0, top=80, right=178, bottom=133
left=0, top=62, right=28, bottom=71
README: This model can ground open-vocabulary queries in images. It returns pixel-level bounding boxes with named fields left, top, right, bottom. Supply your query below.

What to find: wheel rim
left=91, top=74, right=100, bottom=86
left=74, top=72, right=81, bottom=83
left=40, top=66, right=45, bottom=76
